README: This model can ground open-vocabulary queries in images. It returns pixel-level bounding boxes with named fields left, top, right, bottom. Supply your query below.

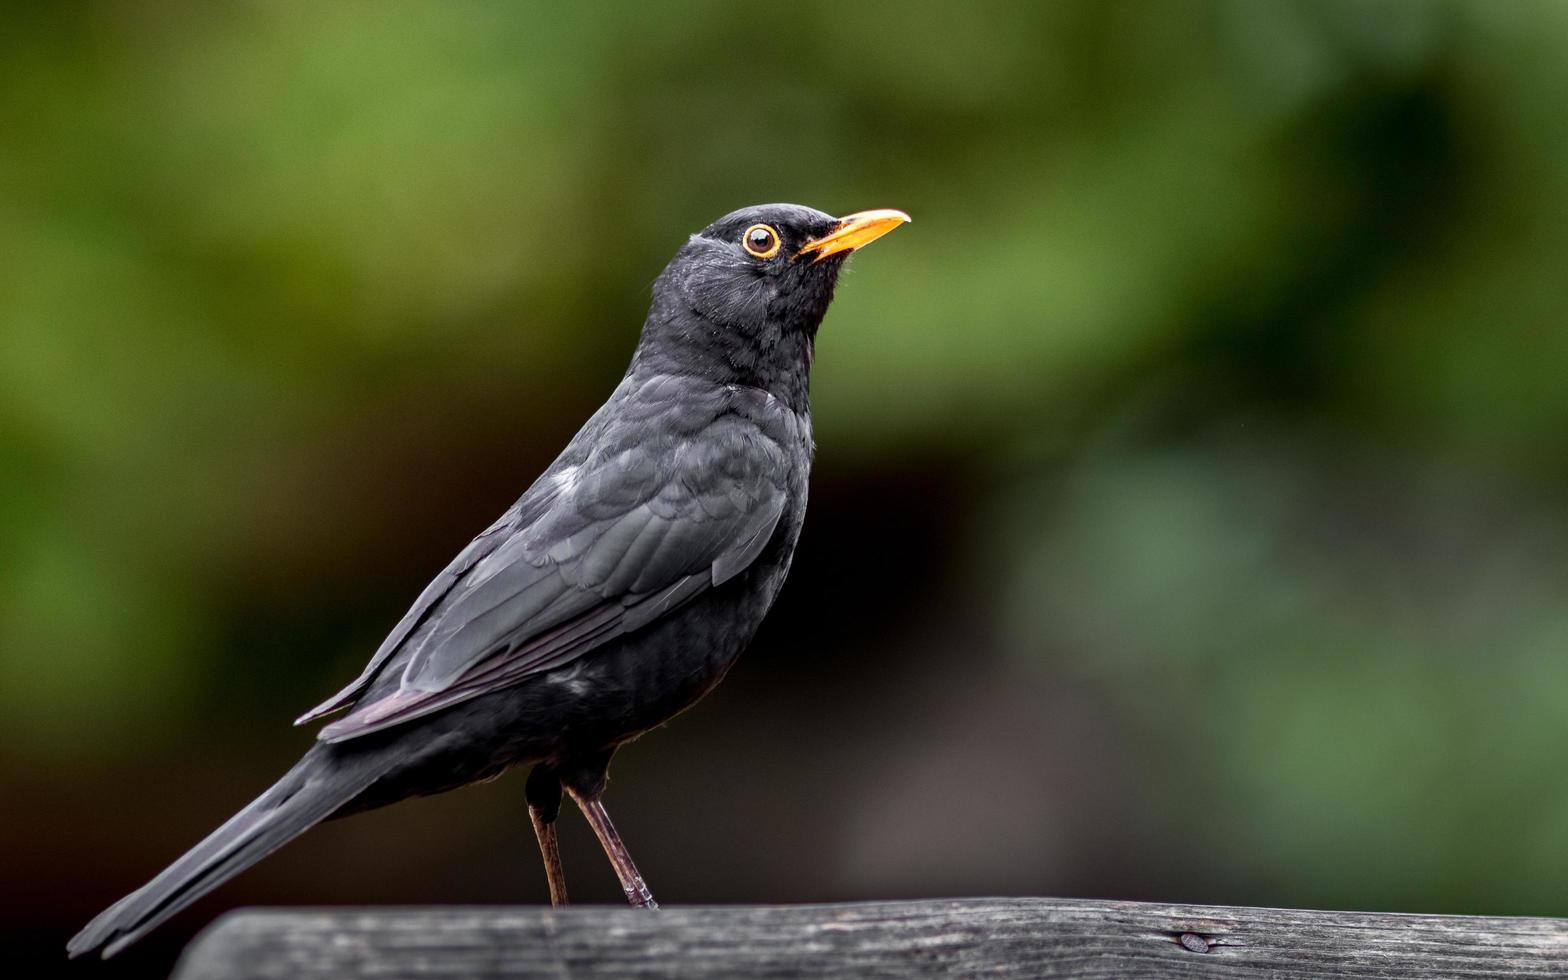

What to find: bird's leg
left=525, top=765, right=569, bottom=906
left=566, top=788, right=658, bottom=908
left=560, top=752, right=658, bottom=909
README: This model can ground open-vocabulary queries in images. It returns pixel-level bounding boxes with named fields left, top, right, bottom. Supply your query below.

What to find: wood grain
left=171, top=898, right=1568, bottom=979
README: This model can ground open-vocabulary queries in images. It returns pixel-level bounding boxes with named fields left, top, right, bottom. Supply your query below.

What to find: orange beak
left=798, top=208, right=912, bottom=263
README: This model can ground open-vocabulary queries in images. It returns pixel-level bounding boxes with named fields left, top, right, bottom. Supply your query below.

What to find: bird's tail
left=67, top=744, right=388, bottom=959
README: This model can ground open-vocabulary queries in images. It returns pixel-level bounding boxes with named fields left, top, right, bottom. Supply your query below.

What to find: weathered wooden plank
left=171, top=898, right=1568, bottom=979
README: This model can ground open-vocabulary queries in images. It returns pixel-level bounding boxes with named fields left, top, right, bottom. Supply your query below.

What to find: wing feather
left=292, top=511, right=517, bottom=725
left=313, top=412, right=791, bottom=743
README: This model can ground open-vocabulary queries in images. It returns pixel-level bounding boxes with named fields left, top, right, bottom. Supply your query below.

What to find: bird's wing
left=314, top=417, right=788, bottom=743
left=292, top=510, right=521, bottom=726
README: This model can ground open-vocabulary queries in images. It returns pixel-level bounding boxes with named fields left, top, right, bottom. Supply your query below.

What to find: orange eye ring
left=742, top=223, right=781, bottom=259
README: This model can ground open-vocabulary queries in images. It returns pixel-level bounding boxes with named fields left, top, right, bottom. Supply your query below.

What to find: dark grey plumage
left=68, top=202, right=908, bottom=958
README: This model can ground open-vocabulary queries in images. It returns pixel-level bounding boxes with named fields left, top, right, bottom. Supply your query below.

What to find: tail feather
left=67, top=747, right=387, bottom=959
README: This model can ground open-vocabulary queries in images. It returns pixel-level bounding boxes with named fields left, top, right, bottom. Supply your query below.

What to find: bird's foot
left=623, top=880, right=658, bottom=909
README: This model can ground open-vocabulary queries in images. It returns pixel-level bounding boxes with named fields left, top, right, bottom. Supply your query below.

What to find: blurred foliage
left=5, top=1, right=1568, bottom=974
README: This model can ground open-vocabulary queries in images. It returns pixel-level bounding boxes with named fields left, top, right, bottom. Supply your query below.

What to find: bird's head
left=636, top=203, right=909, bottom=408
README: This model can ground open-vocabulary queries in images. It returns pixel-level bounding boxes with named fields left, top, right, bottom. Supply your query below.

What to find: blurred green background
left=7, top=1, right=1568, bottom=976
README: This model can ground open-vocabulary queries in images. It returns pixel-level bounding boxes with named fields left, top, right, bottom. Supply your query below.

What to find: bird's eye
left=742, top=224, right=781, bottom=259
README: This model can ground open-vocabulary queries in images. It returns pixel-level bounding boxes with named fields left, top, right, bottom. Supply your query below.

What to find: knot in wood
left=1178, top=932, right=1212, bottom=953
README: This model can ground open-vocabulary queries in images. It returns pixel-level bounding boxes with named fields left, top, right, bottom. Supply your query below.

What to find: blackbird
left=68, top=203, right=909, bottom=958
